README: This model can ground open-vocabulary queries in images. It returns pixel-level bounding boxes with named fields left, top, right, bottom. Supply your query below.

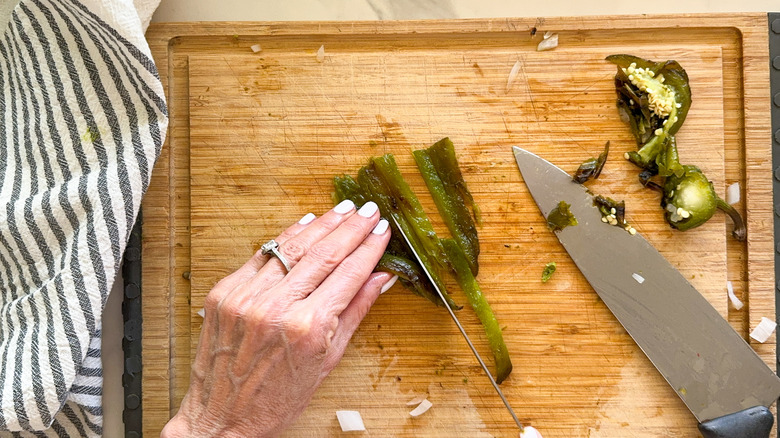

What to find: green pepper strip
left=413, top=141, right=480, bottom=276
left=357, top=158, right=460, bottom=309
left=333, top=174, right=412, bottom=259
left=425, top=138, right=483, bottom=226
left=375, top=253, right=440, bottom=304
left=332, top=174, right=369, bottom=206
left=441, top=239, right=512, bottom=384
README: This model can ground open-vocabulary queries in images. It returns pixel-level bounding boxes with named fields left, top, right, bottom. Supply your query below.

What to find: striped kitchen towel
left=0, top=0, right=167, bottom=435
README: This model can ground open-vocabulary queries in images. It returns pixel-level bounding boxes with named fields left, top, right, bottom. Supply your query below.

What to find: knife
left=389, top=216, right=528, bottom=433
left=513, top=146, right=780, bottom=437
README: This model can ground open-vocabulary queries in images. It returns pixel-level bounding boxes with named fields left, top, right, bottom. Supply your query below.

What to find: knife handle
left=697, top=406, right=774, bottom=438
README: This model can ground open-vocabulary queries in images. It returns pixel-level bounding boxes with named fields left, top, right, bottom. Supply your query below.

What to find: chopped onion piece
left=543, top=31, right=554, bottom=40
left=336, top=410, right=365, bottom=432
left=632, top=273, right=645, bottom=284
left=750, top=317, right=777, bottom=343
left=316, top=45, right=325, bottom=62
left=250, top=44, right=262, bottom=53
left=521, top=426, right=544, bottom=438
left=506, top=60, right=521, bottom=92
left=197, top=308, right=205, bottom=318
left=726, top=182, right=740, bottom=205
left=406, top=395, right=426, bottom=406
left=726, top=281, right=743, bottom=310
left=537, top=34, right=558, bottom=52
left=409, top=399, right=432, bottom=417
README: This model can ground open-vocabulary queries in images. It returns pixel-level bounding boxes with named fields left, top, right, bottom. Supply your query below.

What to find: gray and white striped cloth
left=0, top=0, right=167, bottom=435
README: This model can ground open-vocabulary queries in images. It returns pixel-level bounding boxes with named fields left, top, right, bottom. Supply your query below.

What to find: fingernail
left=334, top=199, right=355, bottom=214
left=380, top=275, right=398, bottom=294
left=298, top=213, right=316, bottom=225
left=372, top=218, right=389, bottom=235
left=358, top=201, right=378, bottom=218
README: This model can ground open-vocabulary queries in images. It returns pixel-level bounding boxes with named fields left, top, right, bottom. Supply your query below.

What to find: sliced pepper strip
left=413, top=139, right=480, bottom=275
left=441, top=238, right=512, bottom=384
left=333, top=174, right=412, bottom=259
left=357, top=157, right=460, bottom=309
left=376, top=253, right=440, bottom=304
left=425, top=138, right=482, bottom=226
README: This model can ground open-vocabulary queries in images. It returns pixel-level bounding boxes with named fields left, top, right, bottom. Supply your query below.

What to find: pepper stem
left=716, top=198, right=746, bottom=241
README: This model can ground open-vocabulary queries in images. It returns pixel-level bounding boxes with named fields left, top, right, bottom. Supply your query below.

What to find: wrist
left=161, top=414, right=190, bottom=438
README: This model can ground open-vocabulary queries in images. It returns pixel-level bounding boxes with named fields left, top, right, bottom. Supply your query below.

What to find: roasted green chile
left=607, top=54, right=691, bottom=170
left=608, top=54, right=745, bottom=240
left=441, top=239, right=512, bottom=384
left=413, top=137, right=480, bottom=275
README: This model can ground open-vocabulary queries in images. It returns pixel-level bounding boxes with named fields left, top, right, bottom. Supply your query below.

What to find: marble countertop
left=151, top=0, right=778, bottom=22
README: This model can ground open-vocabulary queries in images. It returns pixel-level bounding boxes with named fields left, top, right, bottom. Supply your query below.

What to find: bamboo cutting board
left=143, top=15, right=774, bottom=437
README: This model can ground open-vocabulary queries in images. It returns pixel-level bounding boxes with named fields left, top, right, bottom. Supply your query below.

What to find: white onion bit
left=750, top=317, right=777, bottom=343
left=537, top=34, right=558, bottom=51
left=250, top=44, right=262, bottom=53
left=316, top=45, right=325, bottom=62
left=506, top=60, right=522, bottom=93
left=406, top=395, right=427, bottom=406
left=520, top=425, right=544, bottom=438
left=409, top=399, right=433, bottom=417
left=726, top=281, right=743, bottom=310
left=632, top=273, right=645, bottom=284
left=543, top=31, right=554, bottom=40
left=197, top=308, right=205, bottom=318
left=336, top=410, right=366, bottom=432
left=726, top=182, right=740, bottom=205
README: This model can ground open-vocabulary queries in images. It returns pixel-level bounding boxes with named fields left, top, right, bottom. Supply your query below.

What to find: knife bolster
left=697, top=406, right=774, bottom=438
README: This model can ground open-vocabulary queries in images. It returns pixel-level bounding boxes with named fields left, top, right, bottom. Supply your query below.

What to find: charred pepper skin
left=573, top=141, right=610, bottom=184
left=606, top=54, right=691, bottom=170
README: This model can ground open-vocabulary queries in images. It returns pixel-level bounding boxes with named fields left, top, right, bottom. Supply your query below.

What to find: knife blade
left=512, top=146, right=780, bottom=437
left=389, top=216, right=526, bottom=432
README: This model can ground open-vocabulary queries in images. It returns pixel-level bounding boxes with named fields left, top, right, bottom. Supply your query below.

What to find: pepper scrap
left=546, top=200, right=578, bottom=232
left=573, top=141, right=610, bottom=184
left=606, top=54, right=691, bottom=170
left=594, top=195, right=636, bottom=235
left=541, top=262, right=556, bottom=283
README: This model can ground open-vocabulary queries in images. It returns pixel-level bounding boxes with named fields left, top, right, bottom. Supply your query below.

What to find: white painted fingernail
left=334, top=199, right=355, bottom=214
left=298, top=213, right=316, bottom=225
left=358, top=201, right=378, bottom=218
left=380, top=275, right=398, bottom=294
left=372, top=219, right=389, bottom=235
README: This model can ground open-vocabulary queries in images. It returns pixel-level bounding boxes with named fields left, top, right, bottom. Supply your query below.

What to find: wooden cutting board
left=143, top=15, right=774, bottom=437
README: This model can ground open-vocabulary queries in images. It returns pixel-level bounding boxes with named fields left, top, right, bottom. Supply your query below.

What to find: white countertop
left=151, top=0, right=778, bottom=22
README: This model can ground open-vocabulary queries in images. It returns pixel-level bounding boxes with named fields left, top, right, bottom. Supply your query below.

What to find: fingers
left=253, top=199, right=357, bottom=281
left=278, top=202, right=383, bottom=298
left=305, top=218, right=390, bottom=315
left=209, top=212, right=318, bottom=299
left=321, top=272, right=395, bottom=372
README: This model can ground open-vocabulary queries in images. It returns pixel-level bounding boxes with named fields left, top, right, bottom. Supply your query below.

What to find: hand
left=161, top=200, right=395, bottom=437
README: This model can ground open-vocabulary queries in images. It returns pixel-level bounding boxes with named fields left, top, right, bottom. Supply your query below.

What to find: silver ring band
left=260, top=239, right=291, bottom=272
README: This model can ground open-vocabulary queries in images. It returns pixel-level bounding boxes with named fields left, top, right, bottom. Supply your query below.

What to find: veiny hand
left=161, top=200, right=396, bottom=437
